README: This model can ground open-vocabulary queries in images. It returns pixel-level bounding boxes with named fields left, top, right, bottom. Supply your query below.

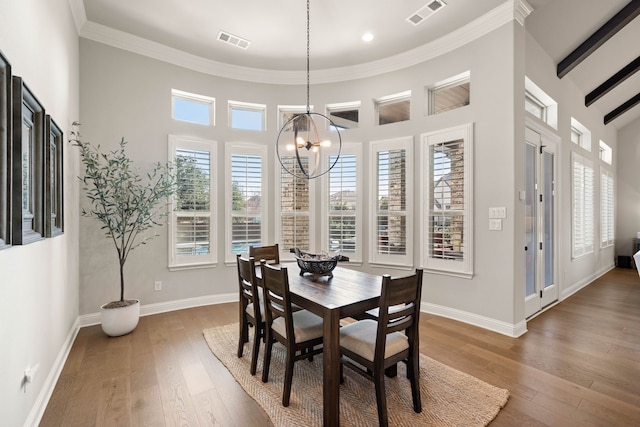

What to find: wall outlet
left=154, top=280, right=162, bottom=291
left=489, top=219, right=502, bottom=231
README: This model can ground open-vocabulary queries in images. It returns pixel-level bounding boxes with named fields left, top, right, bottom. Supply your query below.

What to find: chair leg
left=249, top=323, right=261, bottom=375
left=373, top=368, right=389, bottom=427
left=384, top=364, right=398, bottom=378
left=408, top=352, right=422, bottom=413
left=261, top=332, right=273, bottom=383
left=282, top=350, right=295, bottom=407
left=237, top=316, right=249, bottom=358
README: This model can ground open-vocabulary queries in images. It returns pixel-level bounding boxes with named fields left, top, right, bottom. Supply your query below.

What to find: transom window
left=375, top=91, right=411, bottom=125
left=599, top=140, right=612, bottom=164
left=229, top=101, right=266, bottom=131
left=428, top=71, right=470, bottom=115
left=570, top=117, right=591, bottom=152
left=326, top=101, right=360, bottom=130
left=172, top=89, right=215, bottom=126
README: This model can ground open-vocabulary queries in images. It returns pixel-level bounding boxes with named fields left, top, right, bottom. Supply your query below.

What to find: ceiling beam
left=585, top=56, right=640, bottom=106
left=557, top=0, right=640, bottom=78
left=603, top=92, right=640, bottom=124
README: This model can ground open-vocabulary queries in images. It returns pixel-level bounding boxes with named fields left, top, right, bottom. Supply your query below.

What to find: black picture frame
left=12, top=76, right=45, bottom=245
left=0, top=50, right=11, bottom=249
left=45, top=115, right=63, bottom=237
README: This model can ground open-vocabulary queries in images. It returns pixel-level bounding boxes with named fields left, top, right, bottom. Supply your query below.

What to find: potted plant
left=70, top=123, right=176, bottom=336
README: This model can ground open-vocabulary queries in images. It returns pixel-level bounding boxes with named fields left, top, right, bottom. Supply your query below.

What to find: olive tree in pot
left=70, top=123, right=176, bottom=336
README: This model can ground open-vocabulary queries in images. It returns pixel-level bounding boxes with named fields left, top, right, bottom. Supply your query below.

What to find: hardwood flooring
left=40, top=268, right=640, bottom=426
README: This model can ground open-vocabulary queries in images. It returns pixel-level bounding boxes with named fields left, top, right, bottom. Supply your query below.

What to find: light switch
left=489, top=219, right=502, bottom=230
left=489, top=207, right=506, bottom=219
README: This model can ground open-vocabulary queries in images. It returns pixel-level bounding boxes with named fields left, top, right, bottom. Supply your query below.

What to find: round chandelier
left=276, top=0, right=342, bottom=179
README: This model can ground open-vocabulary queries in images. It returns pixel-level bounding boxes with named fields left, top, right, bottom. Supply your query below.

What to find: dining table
left=257, top=263, right=383, bottom=427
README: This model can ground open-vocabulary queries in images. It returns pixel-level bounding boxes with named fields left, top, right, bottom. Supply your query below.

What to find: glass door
left=524, top=127, right=558, bottom=317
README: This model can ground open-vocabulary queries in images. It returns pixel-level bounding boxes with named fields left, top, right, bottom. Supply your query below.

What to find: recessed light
left=362, top=32, right=374, bottom=42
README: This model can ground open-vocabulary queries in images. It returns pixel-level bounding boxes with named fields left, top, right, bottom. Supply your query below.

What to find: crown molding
left=79, top=0, right=528, bottom=85
left=67, top=0, right=87, bottom=35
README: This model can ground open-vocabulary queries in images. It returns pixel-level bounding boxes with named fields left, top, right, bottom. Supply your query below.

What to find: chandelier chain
left=306, top=0, right=310, bottom=114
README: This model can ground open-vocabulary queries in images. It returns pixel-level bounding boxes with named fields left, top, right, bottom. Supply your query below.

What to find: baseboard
left=24, top=317, right=81, bottom=427
left=560, top=264, right=615, bottom=301
left=78, top=292, right=238, bottom=327
left=421, top=302, right=527, bottom=338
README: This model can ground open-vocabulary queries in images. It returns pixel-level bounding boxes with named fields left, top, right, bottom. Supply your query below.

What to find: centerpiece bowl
left=293, top=248, right=346, bottom=280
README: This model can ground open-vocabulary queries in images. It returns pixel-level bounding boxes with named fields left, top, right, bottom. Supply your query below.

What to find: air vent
left=217, top=31, right=251, bottom=49
left=406, top=0, right=447, bottom=26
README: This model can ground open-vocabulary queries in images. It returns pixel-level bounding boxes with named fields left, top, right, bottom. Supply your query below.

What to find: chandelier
left=276, top=0, right=342, bottom=179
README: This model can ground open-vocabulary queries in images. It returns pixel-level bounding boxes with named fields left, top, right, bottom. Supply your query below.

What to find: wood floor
left=40, top=268, right=640, bottom=426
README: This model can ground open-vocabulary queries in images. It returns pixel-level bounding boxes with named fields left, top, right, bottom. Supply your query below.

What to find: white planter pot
left=100, top=299, right=140, bottom=337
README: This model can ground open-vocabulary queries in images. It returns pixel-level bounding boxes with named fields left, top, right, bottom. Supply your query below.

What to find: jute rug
left=203, top=323, right=509, bottom=426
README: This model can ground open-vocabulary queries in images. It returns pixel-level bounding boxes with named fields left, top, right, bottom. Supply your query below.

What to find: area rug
left=203, top=323, right=509, bottom=426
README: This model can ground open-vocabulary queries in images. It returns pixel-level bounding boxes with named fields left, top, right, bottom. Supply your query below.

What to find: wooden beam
left=603, top=92, right=640, bottom=124
left=557, top=0, right=640, bottom=78
left=585, top=56, right=640, bottom=106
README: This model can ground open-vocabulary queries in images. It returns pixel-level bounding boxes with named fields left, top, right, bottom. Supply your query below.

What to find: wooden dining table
left=258, top=263, right=382, bottom=427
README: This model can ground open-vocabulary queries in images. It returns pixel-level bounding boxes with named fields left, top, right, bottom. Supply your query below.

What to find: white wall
left=617, top=119, right=640, bottom=258
left=0, top=1, right=80, bottom=426
left=78, top=22, right=523, bottom=333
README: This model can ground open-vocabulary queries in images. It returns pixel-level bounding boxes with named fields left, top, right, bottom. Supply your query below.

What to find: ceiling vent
left=406, top=0, right=447, bottom=25
left=217, top=31, right=251, bottom=49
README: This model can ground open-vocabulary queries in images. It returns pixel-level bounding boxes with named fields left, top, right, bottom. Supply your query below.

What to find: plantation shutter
left=600, top=169, right=614, bottom=247
left=429, top=139, right=464, bottom=261
left=376, top=149, right=406, bottom=255
left=572, top=153, right=594, bottom=257
left=231, top=154, right=263, bottom=253
left=280, top=156, right=310, bottom=251
left=328, top=154, right=357, bottom=253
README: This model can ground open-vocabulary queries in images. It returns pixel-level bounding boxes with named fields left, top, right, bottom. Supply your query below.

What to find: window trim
left=171, top=88, right=215, bottom=126
left=599, top=140, right=612, bottom=165
left=224, top=142, right=268, bottom=263
left=326, top=101, right=361, bottom=130
left=320, top=142, right=363, bottom=264
left=420, top=123, right=474, bottom=278
left=168, top=135, right=217, bottom=270
left=427, top=70, right=471, bottom=115
left=277, top=105, right=311, bottom=130
left=570, top=117, right=591, bottom=152
left=369, top=136, right=414, bottom=267
left=374, top=90, right=411, bottom=126
left=0, top=50, right=11, bottom=249
left=228, top=100, right=266, bottom=131
left=12, top=77, right=45, bottom=245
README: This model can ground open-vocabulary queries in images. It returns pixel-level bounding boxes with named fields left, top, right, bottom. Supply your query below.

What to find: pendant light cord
left=306, top=0, right=310, bottom=114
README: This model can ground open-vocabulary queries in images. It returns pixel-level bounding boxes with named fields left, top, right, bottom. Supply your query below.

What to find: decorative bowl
left=293, top=248, right=341, bottom=279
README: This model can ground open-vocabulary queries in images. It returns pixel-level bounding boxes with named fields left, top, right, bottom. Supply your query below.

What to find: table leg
left=323, top=309, right=341, bottom=427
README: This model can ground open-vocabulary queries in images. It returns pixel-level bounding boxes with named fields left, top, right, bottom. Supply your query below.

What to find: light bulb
left=296, top=136, right=306, bottom=147
left=286, top=143, right=295, bottom=151
left=320, top=140, right=332, bottom=148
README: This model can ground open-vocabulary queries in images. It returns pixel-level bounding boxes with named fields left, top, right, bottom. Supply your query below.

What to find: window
left=226, top=143, right=267, bottom=261
left=570, top=117, right=591, bottom=151
left=375, top=91, right=411, bottom=125
left=229, top=101, right=266, bottom=131
left=0, top=50, right=11, bottom=249
left=326, top=101, right=360, bottom=130
left=45, top=116, right=63, bottom=237
left=12, top=77, right=44, bottom=245
left=428, top=71, right=470, bottom=115
left=323, top=144, right=362, bottom=262
left=599, top=140, right=612, bottom=164
left=601, top=168, right=614, bottom=248
left=171, top=89, right=215, bottom=126
left=525, top=77, right=558, bottom=129
left=572, top=152, right=594, bottom=258
left=278, top=105, right=309, bottom=130
left=169, top=135, right=216, bottom=269
left=370, top=137, right=413, bottom=266
left=421, top=123, right=474, bottom=276
left=277, top=155, right=313, bottom=255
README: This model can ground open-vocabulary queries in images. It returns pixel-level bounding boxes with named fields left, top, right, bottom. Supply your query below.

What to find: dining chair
left=236, top=254, right=265, bottom=376
left=249, top=243, right=280, bottom=265
left=260, top=261, right=324, bottom=407
left=339, top=269, right=424, bottom=427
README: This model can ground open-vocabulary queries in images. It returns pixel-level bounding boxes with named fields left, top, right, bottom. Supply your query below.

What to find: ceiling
left=76, top=0, right=640, bottom=130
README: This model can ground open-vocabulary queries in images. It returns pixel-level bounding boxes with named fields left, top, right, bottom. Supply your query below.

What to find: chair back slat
left=260, top=261, right=294, bottom=339
left=375, top=269, right=423, bottom=358
left=237, top=254, right=260, bottom=318
left=250, top=244, right=280, bottom=265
